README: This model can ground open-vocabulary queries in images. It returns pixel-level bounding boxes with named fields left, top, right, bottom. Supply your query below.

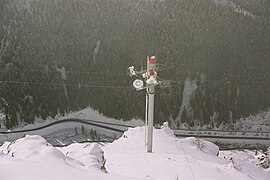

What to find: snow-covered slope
left=0, top=125, right=269, bottom=180
left=0, top=135, right=148, bottom=180
left=103, top=126, right=269, bottom=180
left=220, top=150, right=270, bottom=179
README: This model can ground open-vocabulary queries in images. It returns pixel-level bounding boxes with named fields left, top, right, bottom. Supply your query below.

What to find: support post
left=145, top=56, right=149, bottom=149
left=146, top=56, right=156, bottom=153
left=145, top=92, right=148, bottom=149
left=147, top=85, right=154, bottom=152
left=128, top=56, right=157, bottom=153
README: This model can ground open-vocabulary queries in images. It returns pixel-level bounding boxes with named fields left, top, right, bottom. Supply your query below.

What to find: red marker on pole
left=150, top=56, right=156, bottom=65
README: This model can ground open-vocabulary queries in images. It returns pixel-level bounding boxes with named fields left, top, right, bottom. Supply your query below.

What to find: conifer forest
left=0, top=0, right=269, bottom=129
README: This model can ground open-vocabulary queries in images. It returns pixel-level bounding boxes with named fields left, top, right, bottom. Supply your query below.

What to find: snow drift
left=0, top=135, right=146, bottom=180
left=0, top=124, right=269, bottom=180
left=103, top=123, right=269, bottom=180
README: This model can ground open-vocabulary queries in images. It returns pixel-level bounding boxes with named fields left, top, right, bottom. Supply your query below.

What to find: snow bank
left=0, top=135, right=146, bottom=180
left=58, top=142, right=106, bottom=170
left=1, top=126, right=269, bottom=180
left=0, top=135, right=62, bottom=160
left=183, top=137, right=219, bottom=156
left=220, top=150, right=270, bottom=180
left=0, top=135, right=105, bottom=169
left=160, top=121, right=174, bottom=136
left=103, top=125, right=268, bottom=180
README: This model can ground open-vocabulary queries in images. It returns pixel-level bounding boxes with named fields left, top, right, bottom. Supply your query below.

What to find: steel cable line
left=159, top=78, right=270, bottom=86
left=1, top=63, right=268, bottom=78
left=159, top=63, right=270, bottom=72
left=1, top=64, right=270, bottom=88
left=0, top=64, right=175, bottom=76
left=2, top=78, right=270, bottom=91
left=180, top=141, right=196, bottom=180
left=161, top=91, right=174, bottom=120
left=157, top=79, right=270, bottom=87
left=152, top=63, right=270, bottom=85
left=0, top=68, right=129, bottom=76
left=0, top=80, right=133, bottom=89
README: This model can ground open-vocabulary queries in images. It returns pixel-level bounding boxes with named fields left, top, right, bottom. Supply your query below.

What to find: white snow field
left=0, top=124, right=269, bottom=180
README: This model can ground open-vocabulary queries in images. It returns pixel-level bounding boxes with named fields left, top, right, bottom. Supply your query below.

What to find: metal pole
left=145, top=56, right=149, bottom=150
left=145, top=92, right=148, bottom=149
left=128, top=56, right=158, bottom=153
left=147, top=85, right=154, bottom=152
left=146, top=56, right=156, bottom=153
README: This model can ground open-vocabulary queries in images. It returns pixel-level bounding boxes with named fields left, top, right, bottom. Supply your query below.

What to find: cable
left=156, top=65, right=270, bottom=85
left=163, top=63, right=270, bottom=72
left=0, top=80, right=133, bottom=89
left=1, top=64, right=270, bottom=81
left=2, top=78, right=270, bottom=92
left=157, top=65, right=175, bottom=72
left=1, top=67, right=270, bottom=90
left=0, top=66, right=174, bottom=76
left=161, top=91, right=173, bottom=119
left=0, top=68, right=129, bottom=76
left=180, top=141, right=196, bottom=180
left=165, top=78, right=270, bottom=86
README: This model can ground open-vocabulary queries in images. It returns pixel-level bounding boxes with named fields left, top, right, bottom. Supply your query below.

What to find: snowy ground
left=0, top=124, right=269, bottom=180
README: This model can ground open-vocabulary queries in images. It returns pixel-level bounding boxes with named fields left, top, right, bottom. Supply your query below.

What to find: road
left=0, top=119, right=269, bottom=149
left=0, top=118, right=132, bottom=134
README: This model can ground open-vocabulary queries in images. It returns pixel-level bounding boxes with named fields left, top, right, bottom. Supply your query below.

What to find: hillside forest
left=0, top=0, right=269, bottom=129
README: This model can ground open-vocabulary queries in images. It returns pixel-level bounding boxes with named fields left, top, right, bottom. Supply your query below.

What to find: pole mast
left=145, top=56, right=149, bottom=149
left=146, top=56, right=156, bottom=152
left=128, top=56, right=158, bottom=153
